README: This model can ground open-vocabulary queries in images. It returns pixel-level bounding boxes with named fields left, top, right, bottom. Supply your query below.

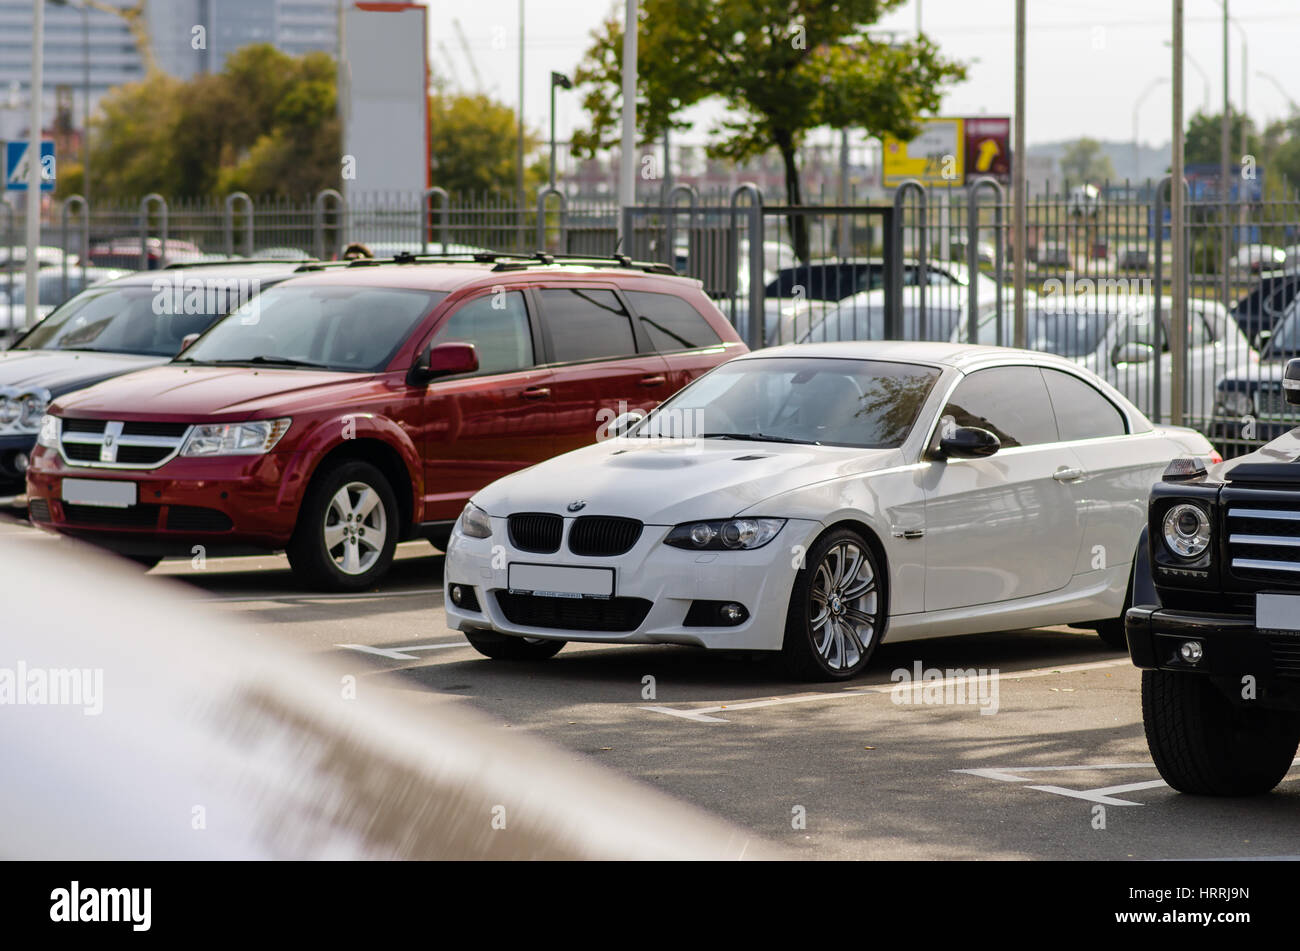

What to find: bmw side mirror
left=408, top=342, right=478, bottom=386
left=177, top=333, right=200, bottom=355
left=1285, top=358, right=1300, bottom=406
left=939, top=426, right=1001, bottom=458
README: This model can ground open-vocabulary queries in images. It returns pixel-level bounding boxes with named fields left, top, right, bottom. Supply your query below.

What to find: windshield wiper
left=700, top=432, right=820, bottom=445
left=193, top=356, right=331, bottom=369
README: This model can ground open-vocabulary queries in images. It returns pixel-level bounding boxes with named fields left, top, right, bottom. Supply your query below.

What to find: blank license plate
left=508, top=563, right=614, bottom=599
left=61, top=478, right=137, bottom=509
left=1257, top=594, right=1300, bottom=633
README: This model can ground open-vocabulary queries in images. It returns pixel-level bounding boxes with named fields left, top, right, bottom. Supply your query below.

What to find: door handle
left=1052, top=466, right=1085, bottom=482
left=639, top=375, right=667, bottom=386
left=520, top=386, right=551, bottom=400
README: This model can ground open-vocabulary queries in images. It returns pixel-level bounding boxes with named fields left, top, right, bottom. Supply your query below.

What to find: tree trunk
left=775, top=132, right=810, bottom=264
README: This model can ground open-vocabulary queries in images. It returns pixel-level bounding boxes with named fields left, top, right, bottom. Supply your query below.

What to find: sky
left=425, top=0, right=1300, bottom=151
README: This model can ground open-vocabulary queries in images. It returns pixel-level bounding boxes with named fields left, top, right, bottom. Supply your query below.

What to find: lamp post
left=549, top=71, right=571, bottom=192
left=1257, top=71, right=1297, bottom=115
left=1163, top=40, right=1208, bottom=112
left=1133, top=77, right=1169, bottom=183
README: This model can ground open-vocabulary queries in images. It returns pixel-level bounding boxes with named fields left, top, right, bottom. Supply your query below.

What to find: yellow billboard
left=883, top=118, right=965, bottom=188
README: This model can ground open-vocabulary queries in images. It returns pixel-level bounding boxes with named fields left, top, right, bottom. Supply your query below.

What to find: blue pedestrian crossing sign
left=5, top=140, right=55, bottom=191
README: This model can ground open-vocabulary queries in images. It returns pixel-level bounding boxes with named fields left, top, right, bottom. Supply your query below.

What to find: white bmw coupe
left=443, top=342, right=1217, bottom=680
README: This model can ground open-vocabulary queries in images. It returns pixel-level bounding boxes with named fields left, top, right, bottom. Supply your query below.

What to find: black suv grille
left=568, top=516, right=643, bottom=557
left=1227, top=506, right=1300, bottom=580
left=494, top=592, right=652, bottom=632
left=508, top=513, right=563, bottom=553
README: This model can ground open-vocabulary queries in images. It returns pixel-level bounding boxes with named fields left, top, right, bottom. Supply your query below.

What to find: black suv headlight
left=1162, top=503, right=1212, bottom=559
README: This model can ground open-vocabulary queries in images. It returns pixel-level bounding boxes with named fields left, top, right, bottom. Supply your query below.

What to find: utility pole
left=24, top=0, right=45, bottom=331
left=1172, top=0, right=1187, bottom=427
left=618, top=0, right=638, bottom=242
left=1220, top=0, right=1231, bottom=285
left=1012, top=0, right=1026, bottom=349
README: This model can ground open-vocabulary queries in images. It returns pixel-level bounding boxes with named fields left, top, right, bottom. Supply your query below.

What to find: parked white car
left=953, top=294, right=1257, bottom=427
left=444, top=342, right=1215, bottom=680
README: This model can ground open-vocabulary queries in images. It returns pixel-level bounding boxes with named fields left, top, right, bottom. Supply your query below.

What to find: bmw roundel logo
left=566, top=500, right=586, bottom=513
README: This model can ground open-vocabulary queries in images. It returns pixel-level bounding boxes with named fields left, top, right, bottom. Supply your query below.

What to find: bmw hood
left=472, top=437, right=903, bottom=525
left=0, top=349, right=165, bottom=397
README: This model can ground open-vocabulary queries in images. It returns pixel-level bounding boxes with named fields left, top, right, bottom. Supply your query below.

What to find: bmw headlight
left=665, top=517, right=786, bottom=551
left=181, top=418, right=291, bottom=456
left=37, top=414, right=60, bottom=449
left=459, top=502, right=492, bottom=539
left=1162, top=503, right=1212, bottom=559
left=1217, top=390, right=1253, bottom=417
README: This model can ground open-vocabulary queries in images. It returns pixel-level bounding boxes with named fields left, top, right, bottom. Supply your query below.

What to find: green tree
left=428, top=92, right=543, bottom=196
left=571, top=0, right=967, bottom=261
left=1184, top=110, right=1260, bottom=167
left=1058, top=137, right=1114, bottom=184
left=74, top=45, right=341, bottom=200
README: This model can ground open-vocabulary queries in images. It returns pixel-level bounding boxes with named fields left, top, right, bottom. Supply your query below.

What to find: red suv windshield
left=180, top=285, right=447, bottom=372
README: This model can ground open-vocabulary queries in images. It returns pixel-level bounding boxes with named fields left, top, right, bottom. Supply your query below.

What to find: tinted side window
left=541, top=288, right=636, bottom=362
left=1042, top=368, right=1128, bottom=440
left=940, top=366, right=1058, bottom=448
left=432, top=290, right=534, bottom=375
left=627, top=290, right=722, bottom=352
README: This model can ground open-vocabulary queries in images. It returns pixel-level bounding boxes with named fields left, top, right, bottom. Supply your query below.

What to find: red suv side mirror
left=408, top=342, right=479, bottom=385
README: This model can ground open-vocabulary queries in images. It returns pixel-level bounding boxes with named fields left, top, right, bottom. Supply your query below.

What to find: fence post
left=314, top=188, right=345, bottom=260
left=966, top=178, right=1005, bottom=343
left=535, top=187, right=566, bottom=252
left=423, top=187, right=449, bottom=254
left=60, top=195, right=89, bottom=303
left=1153, top=177, right=1167, bottom=423
left=139, top=194, right=168, bottom=269
left=730, top=183, right=764, bottom=349
left=892, top=180, right=926, bottom=340
left=223, top=192, right=254, bottom=258
left=664, top=184, right=698, bottom=270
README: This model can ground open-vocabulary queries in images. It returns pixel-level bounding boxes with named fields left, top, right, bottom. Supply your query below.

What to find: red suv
left=26, top=254, right=746, bottom=589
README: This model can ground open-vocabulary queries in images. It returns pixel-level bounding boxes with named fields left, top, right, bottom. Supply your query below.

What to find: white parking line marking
left=1024, top=780, right=1169, bottom=806
left=640, top=657, right=1131, bottom=723
left=954, top=763, right=1155, bottom=782
left=336, top=642, right=465, bottom=660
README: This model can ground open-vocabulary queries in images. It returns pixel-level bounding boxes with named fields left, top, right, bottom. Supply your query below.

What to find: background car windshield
left=638, top=357, right=941, bottom=448
left=16, top=286, right=230, bottom=356
left=182, top=285, right=445, bottom=371
left=1266, top=302, right=1300, bottom=356
left=1026, top=311, right=1110, bottom=357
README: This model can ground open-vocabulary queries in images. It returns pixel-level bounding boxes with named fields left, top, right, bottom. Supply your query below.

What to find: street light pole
left=1132, top=77, right=1169, bottom=183
left=1172, top=0, right=1187, bottom=427
left=1012, top=0, right=1026, bottom=349
left=1257, top=71, right=1297, bottom=115
left=1220, top=0, right=1231, bottom=282
left=516, top=0, right=524, bottom=207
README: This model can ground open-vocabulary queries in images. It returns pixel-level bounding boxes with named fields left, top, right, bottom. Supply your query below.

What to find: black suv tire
left=1142, top=669, right=1300, bottom=795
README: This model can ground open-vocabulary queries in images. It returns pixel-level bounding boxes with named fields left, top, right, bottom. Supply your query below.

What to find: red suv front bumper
left=26, top=447, right=311, bottom=557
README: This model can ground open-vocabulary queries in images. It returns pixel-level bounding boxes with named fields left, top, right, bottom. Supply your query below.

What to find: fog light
left=13, top=452, right=28, bottom=473
left=720, top=602, right=744, bottom=622
left=450, top=584, right=463, bottom=605
left=1179, top=640, right=1203, bottom=664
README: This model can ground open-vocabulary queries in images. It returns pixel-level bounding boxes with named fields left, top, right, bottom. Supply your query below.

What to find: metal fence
left=6, top=180, right=1300, bottom=456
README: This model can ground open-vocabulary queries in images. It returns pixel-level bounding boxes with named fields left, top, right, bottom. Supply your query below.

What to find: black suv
left=1127, top=355, right=1300, bottom=795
